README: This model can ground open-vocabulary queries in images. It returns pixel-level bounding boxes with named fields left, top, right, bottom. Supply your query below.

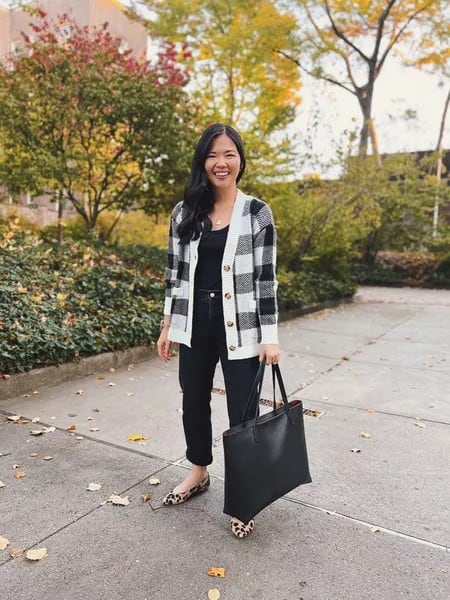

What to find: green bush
left=0, top=230, right=166, bottom=374
left=277, top=268, right=356, bottom=312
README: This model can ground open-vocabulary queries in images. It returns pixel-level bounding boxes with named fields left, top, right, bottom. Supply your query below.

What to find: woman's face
left=204, top=134, right=241, bottom=190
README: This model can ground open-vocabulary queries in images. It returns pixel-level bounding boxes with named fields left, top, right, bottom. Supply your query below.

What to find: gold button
left=224, top=293, right=231, bottom=299
left=229, top=345, right=236, bottom=351
left=227, top=321, right=234, bottom=327
left=223, top=265, right=230, bottom=272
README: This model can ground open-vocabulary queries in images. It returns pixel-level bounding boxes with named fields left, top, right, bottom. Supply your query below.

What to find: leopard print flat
left=230, top=517, right=255, bottom=538
left=162, top=475, right=210, bottom=506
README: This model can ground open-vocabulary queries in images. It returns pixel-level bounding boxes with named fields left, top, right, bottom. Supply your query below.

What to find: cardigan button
left=229, top=345, right=236, bottom=351
left=226, top=321, right=234, bottom=327
left=223, top=264, right=231, bottom=271
left=224, top=293, right=231, bottom=299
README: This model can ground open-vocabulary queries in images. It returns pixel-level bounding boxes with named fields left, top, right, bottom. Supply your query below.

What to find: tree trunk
left=56, top=191, right=64, bottom=245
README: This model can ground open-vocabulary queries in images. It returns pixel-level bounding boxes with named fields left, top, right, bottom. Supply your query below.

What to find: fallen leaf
left=350, top=448, right=361, bottom=453
left=30, top=453, right=38, bottom=457
left=97, top=375, right=106, bottom=380
left=149, top=478, right=160, bottom=485
left=90, top=428, right=100, bottom=432
left=75, top=390, right=84, bottom=395
left=76, top=436, right=84, bottom=440
left=177, top=408, right=183, bottom=414
left=128, top=434, right=148, bottom=442
left=208, top=590, right=221, bottom=600
left=0, top=536, right=10, bottom=550
left=108, top=382, right=116, bottom=387
left=87, top=483, right=102, bottom=491
left=87, top=416, right=93, bottom=421
left=126, top=392, right=134, bottom=397
left=371, top=527, right=381, bottom=533
left=26, top=548, right=47, bottom=561
left=92, top=408, right=100, bottom=413
left=33, top=390, right=39, bottom=395
left=360, top=432, right=371, bottom=439
left=43, top=456, right=53, bottom=461
left=415, top=422, right=427, bottom=429
left=66, top=424, right=77, bottom=431
left=12, top=464, right=20, bottom=469
left=0, top=480, right=5, bottom=488
left=7, top=415, right=21, bottom=422
left=30, top=430, right=44, bottom=436
left=9, top=548, right=24, bottom=558
left=367, top=408, right=376, bottom=414
left=31, top=417, right=40, bottom=423
left=68, top=413, right=77, bottom=417
left=142, top=493, right=152, bottom=503
left=15, top=471, right=26, bottom=479
left=109, top=368, right=116, bottom=373
left=208, top=567, right=226, bottom=578
left=128, top=364, right=135, bottom=371
left=108, top=494, right=129, bottom=506
left=42, top=426, right=55, bottom=433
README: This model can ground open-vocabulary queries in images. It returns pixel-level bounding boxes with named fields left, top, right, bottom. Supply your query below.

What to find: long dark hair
left=177, top=123, right=246, bottom=244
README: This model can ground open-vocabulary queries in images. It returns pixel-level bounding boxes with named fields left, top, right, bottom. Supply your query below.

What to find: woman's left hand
left=259, top=343, right=280, bottom=365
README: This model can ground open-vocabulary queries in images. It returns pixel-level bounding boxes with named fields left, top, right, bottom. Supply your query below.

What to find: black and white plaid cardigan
left=163, top=189, right=278, bottom=360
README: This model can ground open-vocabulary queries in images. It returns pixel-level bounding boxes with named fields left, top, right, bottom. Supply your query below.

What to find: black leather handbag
left=223, top=362, right=312, bottom=523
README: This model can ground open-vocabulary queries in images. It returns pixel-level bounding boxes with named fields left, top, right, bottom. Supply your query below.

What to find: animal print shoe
left=162, top=475, right=210, bottom=506
left=230, top=517, right=255, bottom=538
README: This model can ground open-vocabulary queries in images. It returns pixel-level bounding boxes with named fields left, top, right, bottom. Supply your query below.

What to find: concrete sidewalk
left=1, top=286, right=449, bottom=600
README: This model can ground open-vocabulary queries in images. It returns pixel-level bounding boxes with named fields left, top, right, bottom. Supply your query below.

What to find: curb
left=0, top=295, right=354, bottom=402
left=0, top=345, right=156, bottom=402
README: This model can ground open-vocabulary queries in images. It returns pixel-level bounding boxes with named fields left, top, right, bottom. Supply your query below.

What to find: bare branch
left=376, top=1, right=436, bottom=76
left=275, top=49, right=357, bottom=96
left=324, top=1, right=370, bottom=63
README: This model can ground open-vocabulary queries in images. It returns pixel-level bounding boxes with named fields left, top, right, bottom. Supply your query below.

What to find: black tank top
left=194, top=225, right=229, bottom=290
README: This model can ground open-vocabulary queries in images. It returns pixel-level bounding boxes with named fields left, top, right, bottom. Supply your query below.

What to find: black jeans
left=179, top=289, right=260, bottom=466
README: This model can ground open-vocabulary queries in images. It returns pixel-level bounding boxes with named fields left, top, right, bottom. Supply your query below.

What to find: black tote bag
left=223, top=362, right=311, bottom=523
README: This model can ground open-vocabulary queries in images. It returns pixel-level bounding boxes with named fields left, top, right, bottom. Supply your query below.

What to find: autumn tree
left=279, top=0, right=450, bottom=157
left=0, top=11, right=193, bottom=238
left=140, top=0, right=302, bottom=179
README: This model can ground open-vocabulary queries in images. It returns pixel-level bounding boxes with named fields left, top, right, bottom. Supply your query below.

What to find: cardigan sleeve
left=253, top=205, right=279, bottom=345
left=163, top=203, right=182, bottom=316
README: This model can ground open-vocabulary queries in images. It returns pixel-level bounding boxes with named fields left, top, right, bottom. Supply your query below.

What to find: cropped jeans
left=179, top=288, right=260, bottom=466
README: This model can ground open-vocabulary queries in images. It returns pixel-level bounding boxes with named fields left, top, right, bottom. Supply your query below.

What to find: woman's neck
left=214, top=186, right=237, bottom=206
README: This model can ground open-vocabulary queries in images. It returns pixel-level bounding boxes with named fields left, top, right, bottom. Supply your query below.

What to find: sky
left=1, top=0, right=448, bottom=177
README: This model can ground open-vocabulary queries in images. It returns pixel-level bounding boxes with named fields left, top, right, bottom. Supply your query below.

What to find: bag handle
left=241, top=363, right=294, bottom=440
left=241, top=360, right=266, bottom=423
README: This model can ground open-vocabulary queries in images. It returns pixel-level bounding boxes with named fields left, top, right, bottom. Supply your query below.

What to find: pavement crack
left=282, top=496, right=450, bottom=552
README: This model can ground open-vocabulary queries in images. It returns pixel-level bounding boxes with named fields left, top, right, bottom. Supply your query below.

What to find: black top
left=194, top=225, right=229, bottom=290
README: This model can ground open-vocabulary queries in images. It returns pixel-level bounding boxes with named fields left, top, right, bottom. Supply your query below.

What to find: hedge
left=0, top=228, right=356, bottom=374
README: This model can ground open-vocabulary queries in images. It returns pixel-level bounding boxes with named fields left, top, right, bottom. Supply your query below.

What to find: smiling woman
left=156, top=123, right=280, bottom=539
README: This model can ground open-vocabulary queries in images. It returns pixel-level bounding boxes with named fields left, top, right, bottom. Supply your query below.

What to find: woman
left=157, top=123, right=279, bottom=538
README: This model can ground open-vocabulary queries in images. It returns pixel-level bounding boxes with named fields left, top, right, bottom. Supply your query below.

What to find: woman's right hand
left=157, top=328, right=175, bottom=362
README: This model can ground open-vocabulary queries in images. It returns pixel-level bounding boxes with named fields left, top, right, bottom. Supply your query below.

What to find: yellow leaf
left=9, top=547, right=25, bottom=558
left=0, top=535, right=10, bottom=550
left=208, top=590, right=221, bottom=600
left=367, top=408, right=376, bottom=414
left=208, top=567, right=226, bottom=578
left=128, top=434, right=148, bottom=442
left=15, top=471, right=26, bottom=479
left=26, top=548, right=47, bottom=561
left=17, top=285, right=27, bottom=293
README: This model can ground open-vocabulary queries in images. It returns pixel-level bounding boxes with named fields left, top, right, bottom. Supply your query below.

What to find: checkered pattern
left=163, top=190, right=278, bottom=360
